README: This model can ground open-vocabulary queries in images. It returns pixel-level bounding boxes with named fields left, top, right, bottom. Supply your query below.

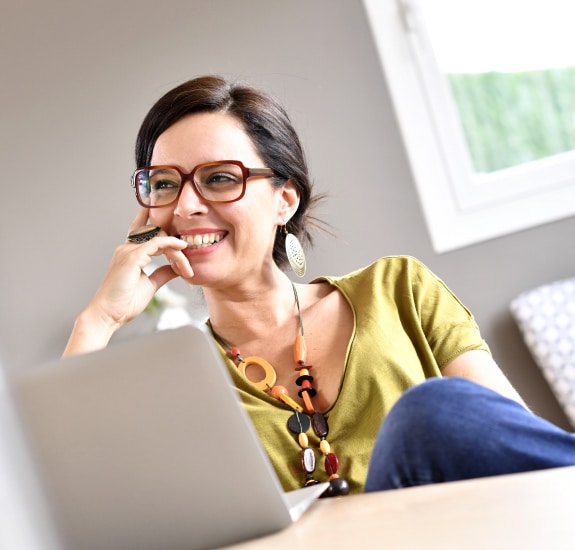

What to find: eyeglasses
left=131, top=160, right=276, bottom=208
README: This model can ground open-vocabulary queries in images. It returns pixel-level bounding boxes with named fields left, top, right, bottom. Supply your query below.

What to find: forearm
left=62, top=307, right=120, bottom=357
left=441, top=349, right=529, bottom=409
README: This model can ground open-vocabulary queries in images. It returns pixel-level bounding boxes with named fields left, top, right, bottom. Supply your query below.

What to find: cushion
left=510, top=277, right=575, bottom=428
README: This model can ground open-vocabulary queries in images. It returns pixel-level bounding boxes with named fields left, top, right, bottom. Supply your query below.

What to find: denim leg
left=365, top=377, right=575, bottom=492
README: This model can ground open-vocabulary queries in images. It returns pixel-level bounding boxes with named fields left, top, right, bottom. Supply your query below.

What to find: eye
left=204, top=171, right=240, bottom=186
left=151, top=178, right=180, bottom=191
left=148, top=170, right=182, bottom=194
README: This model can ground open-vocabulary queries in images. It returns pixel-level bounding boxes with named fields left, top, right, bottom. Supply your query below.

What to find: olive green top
left=214, top=256, right=490, bottom=494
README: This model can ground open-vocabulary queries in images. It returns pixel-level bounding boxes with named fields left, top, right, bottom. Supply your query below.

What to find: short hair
left=135, top=75, right=325, bottom=270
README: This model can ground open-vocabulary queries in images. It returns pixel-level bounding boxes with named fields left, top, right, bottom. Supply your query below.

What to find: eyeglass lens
left=135, top=163, right=246, bottom=206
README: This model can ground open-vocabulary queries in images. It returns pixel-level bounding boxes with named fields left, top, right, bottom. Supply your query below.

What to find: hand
left=94, top=208, right=194, bottom=325
left=63, top=209, right=193, bottom=356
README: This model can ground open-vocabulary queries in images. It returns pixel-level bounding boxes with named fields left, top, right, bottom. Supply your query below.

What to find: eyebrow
left=148, top=167, right=179, bottom=175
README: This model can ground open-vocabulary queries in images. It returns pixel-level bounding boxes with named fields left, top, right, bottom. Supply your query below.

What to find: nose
left=173, top=179, right=209, bottom=217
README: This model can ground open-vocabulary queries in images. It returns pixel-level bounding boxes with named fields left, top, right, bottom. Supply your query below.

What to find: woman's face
left=148, top=112, right=294, bottom=287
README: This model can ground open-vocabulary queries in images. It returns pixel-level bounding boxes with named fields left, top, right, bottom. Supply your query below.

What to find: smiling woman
left=63, top=74, right=575, bottom=498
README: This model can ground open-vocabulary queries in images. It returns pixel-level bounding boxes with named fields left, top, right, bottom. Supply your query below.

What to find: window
left=363, top=0, right=575, bottom=252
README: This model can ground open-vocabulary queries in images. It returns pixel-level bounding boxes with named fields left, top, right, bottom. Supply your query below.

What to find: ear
left=277, top=179, right=300, bottom=224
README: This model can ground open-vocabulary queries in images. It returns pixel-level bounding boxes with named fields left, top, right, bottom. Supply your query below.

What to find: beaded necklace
left=208, top=283, right=350, bottom=498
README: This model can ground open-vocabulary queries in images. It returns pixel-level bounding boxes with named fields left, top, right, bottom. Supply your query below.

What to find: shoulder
left=310, top=256, right=462, bottom=315
left=311, top=256, right=434, bottom=287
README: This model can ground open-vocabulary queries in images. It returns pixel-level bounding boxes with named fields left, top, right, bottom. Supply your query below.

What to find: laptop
left=0, top=369, right=61, bottom=550
left=8, top=324, right=328, bottom=550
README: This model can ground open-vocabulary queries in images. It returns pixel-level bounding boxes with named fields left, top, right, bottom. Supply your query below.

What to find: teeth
left=180, top=233, right=223, bottom=249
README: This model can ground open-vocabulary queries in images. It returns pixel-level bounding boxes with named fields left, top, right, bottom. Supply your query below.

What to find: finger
left=144, top=235, right=188, bottom=256
left=147, top=263, right=180, bottom=291
left=164, top=248, right=195, bottom=279
left=127, top=207, right=150, bottom=234
left=127, top=225, right=160, bottom=244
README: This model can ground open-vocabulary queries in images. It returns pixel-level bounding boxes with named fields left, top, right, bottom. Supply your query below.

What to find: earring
left=284, top=225, right=306, bottom=277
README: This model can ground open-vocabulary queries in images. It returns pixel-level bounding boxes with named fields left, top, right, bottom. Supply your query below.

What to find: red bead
left=325, top=452, right=339, bottom=475
left=230, top=346, right=241, bottom=359
left=295, top=364, right=313, bottom=371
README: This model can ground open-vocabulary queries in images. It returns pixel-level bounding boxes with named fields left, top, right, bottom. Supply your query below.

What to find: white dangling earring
left=284, top=225, right=306, bottom=277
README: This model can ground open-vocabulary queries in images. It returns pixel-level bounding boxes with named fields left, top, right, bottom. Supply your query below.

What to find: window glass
left=419, top=0, right=575, bottom=174
left=363, top=0, right=575, bottom=252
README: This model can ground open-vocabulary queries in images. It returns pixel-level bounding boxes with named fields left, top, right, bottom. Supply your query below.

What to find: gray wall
left=2, top=0, right=573, bottom=428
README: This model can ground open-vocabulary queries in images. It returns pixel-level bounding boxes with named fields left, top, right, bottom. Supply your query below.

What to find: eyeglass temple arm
left=248, top=167, right=275, bottom=178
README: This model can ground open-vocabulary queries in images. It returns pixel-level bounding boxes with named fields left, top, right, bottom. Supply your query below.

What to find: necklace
left=208, top=282, right=350, bottom=498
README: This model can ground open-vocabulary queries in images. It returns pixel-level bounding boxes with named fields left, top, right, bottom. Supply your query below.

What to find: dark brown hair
left=135, top=75, right=324, bottom=270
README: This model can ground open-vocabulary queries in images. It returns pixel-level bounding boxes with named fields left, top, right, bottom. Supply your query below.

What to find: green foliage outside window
left=448, top=67, right=575, bottom=174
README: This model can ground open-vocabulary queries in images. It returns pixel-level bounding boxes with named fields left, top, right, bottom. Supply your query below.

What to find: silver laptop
left=8, top=324, right=328, bottom=550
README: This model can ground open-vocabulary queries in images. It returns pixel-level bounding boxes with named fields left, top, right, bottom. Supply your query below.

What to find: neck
left=203, top=272, right=300, bottom=342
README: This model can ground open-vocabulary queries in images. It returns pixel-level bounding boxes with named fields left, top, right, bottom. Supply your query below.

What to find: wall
left=1, top=0, right=573, bottom=428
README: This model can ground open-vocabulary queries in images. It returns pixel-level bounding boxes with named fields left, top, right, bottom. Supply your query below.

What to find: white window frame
left=363, top=0, right=575, bottom=253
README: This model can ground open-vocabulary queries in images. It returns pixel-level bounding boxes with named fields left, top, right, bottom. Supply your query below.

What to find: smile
left=179, top=233, right=224, bottom=249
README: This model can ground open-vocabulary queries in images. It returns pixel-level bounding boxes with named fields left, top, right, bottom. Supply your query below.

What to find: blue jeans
left=365, top=377, right=575, bottom=492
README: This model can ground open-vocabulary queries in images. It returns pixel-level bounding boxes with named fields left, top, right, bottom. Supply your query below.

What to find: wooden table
left=223, top=466, right=575, bottom=549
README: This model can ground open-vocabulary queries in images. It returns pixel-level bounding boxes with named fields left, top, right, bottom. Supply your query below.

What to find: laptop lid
left=10, top=324, right=327, bottom=550
left=0, top=367, right=61, bottom=550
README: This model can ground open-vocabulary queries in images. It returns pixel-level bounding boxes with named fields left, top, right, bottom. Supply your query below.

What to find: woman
left=64, top=76, right=575, bottom=497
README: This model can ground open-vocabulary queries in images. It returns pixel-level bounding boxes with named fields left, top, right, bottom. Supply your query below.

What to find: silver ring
left=127, top=225, right=160, bottom=243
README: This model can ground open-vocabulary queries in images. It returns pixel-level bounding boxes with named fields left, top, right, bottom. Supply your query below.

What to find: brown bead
left=320, top=477, right=350, bottom=498
left=304, top=477, right=319, bottom=487
left=312, top=412, right=329, bottom=438
left=301, top=447, right=316, bottom=474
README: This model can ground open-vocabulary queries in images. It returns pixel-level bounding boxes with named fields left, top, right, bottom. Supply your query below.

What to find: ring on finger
left=127, top=225, right=160, bottom=244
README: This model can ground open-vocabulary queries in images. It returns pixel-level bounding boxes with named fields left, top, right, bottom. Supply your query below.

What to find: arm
left=63, top=209, right=194, bottom=357
left=441, top=349, right=529, bottom=409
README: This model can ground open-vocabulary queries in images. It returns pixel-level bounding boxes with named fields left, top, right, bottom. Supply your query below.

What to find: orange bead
left=269, top=385, right=303, bottom=412
left=302, top=390, right=315, bottom=414
left=298, top=432, right=309, bottom=448
left=293, top=334, right=307, bottom=364
left=279, top=394, right=304, bottom=413
left=238, top=356, right=277, bottom=391
left=269, top=385, right=288, bottom=399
